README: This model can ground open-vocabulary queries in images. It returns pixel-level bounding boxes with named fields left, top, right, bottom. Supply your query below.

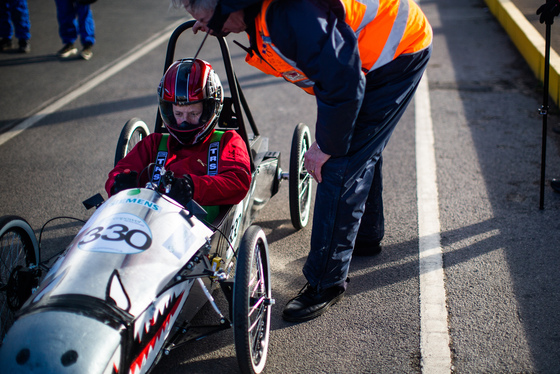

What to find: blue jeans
left=302, top=45, right=432, bottom=291
left=55, top=0, right=95, bottom=46
left=0, top=0, right=31, bottom=40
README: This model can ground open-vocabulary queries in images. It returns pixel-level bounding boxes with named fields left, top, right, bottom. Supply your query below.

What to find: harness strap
left=204, top=131, right=224, bottom=223
left=207, top=130, right=224, bottom=176
left=150, top=134, right=169, bottom=185
left=151, top=131, right=225, bottom=223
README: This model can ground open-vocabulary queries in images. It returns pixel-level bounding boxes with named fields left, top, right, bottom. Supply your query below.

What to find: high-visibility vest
left=245, top=0, right=433, bottom=94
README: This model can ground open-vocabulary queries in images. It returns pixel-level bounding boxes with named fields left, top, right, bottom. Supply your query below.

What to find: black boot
left=353, top=240, right=382, bottom=256
left=282, top=280, right=348, bottom=322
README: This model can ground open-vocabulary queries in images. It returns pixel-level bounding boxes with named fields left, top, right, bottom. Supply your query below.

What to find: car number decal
left=78, top=213, right=153, bottom=254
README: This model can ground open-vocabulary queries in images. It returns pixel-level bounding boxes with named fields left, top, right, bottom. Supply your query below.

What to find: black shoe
left=552, top=179, right=560, bottom=193
left=57, top=43, right=78, bottom=58
left=0, top=38, right=12, bottom=51
left=17, top=39, right=30, bottom=53
left=353, top=240, right=382, bottom=256
left=282, top=281, right=347, bottom=322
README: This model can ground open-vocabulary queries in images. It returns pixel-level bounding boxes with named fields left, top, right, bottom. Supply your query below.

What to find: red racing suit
left=105, top=130, right=251, bottom=206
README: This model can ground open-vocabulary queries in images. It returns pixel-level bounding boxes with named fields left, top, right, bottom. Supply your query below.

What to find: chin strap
left=207, top=1, right=230, bottom=36
left=193, top=31, right=209, bottom=61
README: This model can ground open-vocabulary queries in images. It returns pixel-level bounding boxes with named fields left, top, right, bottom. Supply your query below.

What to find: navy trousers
left=302, top=45, right=432, bottom=291
left=0, top=0, right=30, bottom=40
left=54, top=0, right=95, bottom=46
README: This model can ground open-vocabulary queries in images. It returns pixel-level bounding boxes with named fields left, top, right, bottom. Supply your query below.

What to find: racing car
left=0, top=20, right=314, bottom=374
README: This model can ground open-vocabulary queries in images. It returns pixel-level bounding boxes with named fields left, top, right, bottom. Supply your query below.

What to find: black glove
left=166, top=174, right=194, bottom=207
left=537, top=0, right=560, bottom=24
left=111, top=170, right=138, bottom=195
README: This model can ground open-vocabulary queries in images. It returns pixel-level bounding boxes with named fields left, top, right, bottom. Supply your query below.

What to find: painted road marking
left=416, top=74, right=452, bottom=373
left=0, top=20, right=185, bottom=147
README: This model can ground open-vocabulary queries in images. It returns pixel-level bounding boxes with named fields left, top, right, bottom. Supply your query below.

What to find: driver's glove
left=111, top=169, right=138, bottom=195
left=537, top=0, right=560, bottom=24
left=167, top=174, right=194, bottom=207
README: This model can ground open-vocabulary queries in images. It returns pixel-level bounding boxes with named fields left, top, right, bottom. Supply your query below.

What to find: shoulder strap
left=207, top=130, right=224, bottom=176
left=203, top=130, right=225, bottom=223
left=151, top=134, right=169, bottom=185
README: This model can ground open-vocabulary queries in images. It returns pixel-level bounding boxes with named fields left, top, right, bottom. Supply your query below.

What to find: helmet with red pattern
left=158, top=58, right=223, bottom=145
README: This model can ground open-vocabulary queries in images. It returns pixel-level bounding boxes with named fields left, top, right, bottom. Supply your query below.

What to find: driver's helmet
left=158, top=58, right=223, bottom=145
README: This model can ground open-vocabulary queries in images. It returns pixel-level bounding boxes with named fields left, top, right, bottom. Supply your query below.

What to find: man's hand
left=537, top=0, right=560, bottom=24
left=193, top=21, right=209, bottom=34
left=167, top=174, right=194, bottom=206
left=304, top=142, right=331, bottom=183
left=111, top=169, right=138, bottom=195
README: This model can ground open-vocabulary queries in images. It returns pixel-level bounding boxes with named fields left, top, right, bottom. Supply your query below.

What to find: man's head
left=172, top=0, right=247, bottom=36
left=172, top=0, right=218, bottom=15
left=158, top=58, right=223, bottom=145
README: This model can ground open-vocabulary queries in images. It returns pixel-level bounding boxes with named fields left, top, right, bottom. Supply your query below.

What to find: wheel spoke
left=248, top=245, right=267, bottom=364
left=1, top=220, right=35, bottom=342
left=234, top=226, right=271, bottom=373
left=298, top=178, right=310, bottom=199
left=290, top=124, right=313, bottom=230
left=131, top=131, right=144, bottom=147
left=248, top=299, right=266, bottom=331
left=248, top=301, right=267, bottom=364
left=1, top=232, right=26, bottom=287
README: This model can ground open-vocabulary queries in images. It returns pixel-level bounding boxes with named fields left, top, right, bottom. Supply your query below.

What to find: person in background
left=54, top=0, right=95, bottom=60
left=106, top=58, right=251, bottom=222
left=0, top=0, right=31, bottom=53
left=175, top=0, right=432, bottom=322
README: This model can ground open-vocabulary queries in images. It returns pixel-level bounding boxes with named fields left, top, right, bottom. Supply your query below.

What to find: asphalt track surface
left=1, top=0, right=560, bottom=373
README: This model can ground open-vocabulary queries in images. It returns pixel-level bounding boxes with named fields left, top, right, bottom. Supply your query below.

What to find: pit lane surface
left=1, top=0, right=560, bottom=372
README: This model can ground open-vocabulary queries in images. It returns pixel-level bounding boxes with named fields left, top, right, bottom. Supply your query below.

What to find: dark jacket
left=234, top=0, right=365, bottom=157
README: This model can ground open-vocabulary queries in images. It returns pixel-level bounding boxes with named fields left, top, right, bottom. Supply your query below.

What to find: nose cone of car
left=0, top=311, right=121, bottom=373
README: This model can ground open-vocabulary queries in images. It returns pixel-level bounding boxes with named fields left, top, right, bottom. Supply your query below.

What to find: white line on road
left=415, top=74, right=452, bottom=373
left=0, top=19, right=186, bottom=147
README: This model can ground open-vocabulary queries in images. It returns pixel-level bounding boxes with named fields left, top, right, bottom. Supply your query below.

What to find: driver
left=105, top=58, right=251, bottom=217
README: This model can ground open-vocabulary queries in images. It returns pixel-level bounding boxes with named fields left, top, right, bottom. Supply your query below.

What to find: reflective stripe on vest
left=246, top=0, right=432, bottom=94
left=367, top=0, right=409, bottom=70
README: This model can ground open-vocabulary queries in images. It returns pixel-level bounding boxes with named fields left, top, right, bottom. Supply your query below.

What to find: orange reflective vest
left=245, top=0, right=433, bottom=94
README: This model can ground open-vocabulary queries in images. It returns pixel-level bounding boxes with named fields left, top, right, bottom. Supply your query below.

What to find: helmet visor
left=169, top=102, right=204, bottom=128
left=158, top=58, right=223, bottom=145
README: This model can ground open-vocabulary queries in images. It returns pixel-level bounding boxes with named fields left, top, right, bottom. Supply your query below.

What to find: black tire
left=0, top=216, right=39, bottom=342
left=233, top=226, right=272, bottom=374
left=289, top=123, right=313, bottom=230
left=114, top=118, right=150, bottom=166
